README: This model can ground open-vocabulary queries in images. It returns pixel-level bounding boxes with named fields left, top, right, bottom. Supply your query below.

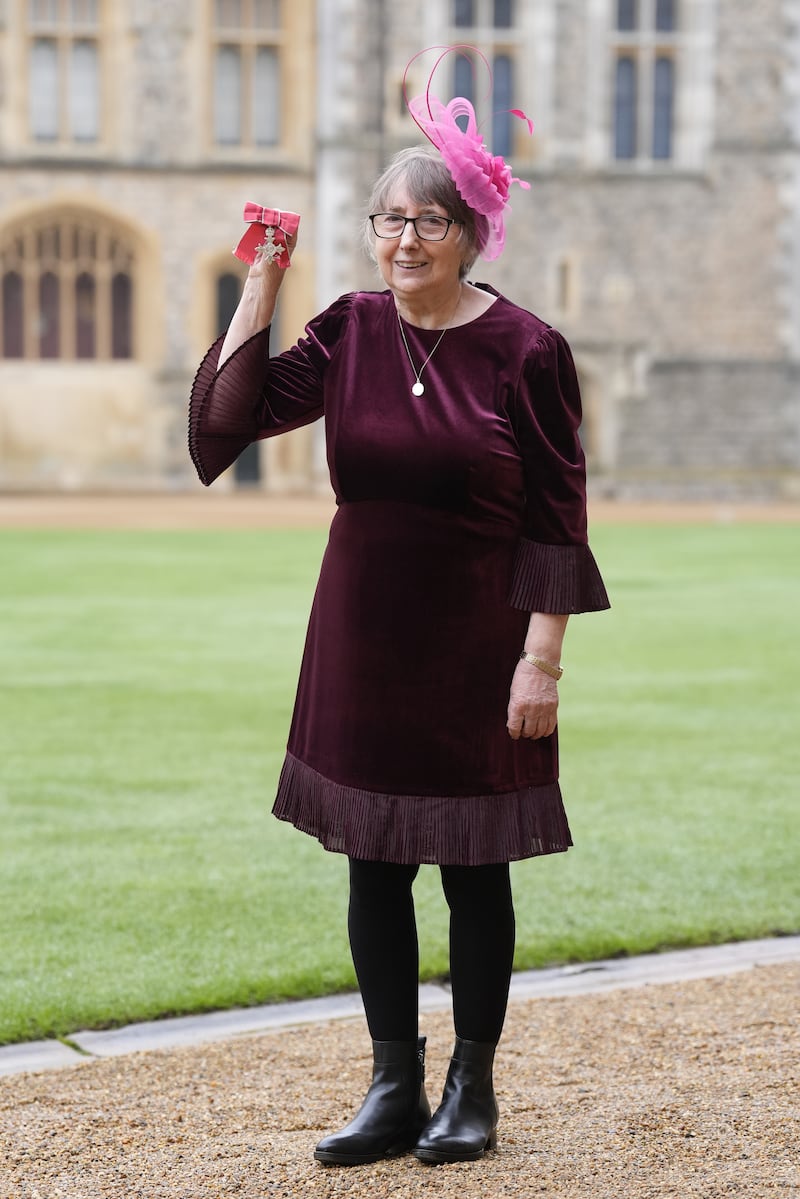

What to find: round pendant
left=411, top=381, right=425, bottom=397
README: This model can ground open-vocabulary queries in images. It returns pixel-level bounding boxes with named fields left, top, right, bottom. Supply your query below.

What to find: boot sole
left=414, top=1146, right=488, bottom=1164
left=315, top=1141, right=415, bottom=1166
left=414, top=1134, right=497, bottom=1165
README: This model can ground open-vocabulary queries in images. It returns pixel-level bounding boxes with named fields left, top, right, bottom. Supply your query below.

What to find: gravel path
left=1, top=492, right=799, bottom=529
left=2, top=962, right=797, bottom=1198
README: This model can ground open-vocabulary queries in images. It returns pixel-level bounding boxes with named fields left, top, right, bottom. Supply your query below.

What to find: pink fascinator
left=404, top=46, right=533, bottom=261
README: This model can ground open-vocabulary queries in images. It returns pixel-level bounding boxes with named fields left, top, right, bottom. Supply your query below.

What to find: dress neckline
left=391, top=285, right=501, bottom=333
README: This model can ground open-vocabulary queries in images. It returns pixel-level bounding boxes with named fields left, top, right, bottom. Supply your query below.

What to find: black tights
left=347, top=858, right=516, bottom=1045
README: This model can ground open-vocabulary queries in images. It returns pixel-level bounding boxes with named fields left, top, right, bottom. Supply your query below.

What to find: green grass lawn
left=1, top=521, right=798, bottom=1044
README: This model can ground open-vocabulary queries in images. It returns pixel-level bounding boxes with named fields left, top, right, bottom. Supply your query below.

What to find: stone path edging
left=2, top=934, right=797, bottom=1079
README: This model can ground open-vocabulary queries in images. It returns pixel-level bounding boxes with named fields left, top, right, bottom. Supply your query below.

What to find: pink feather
left=403, top=46, right=534, bottom=261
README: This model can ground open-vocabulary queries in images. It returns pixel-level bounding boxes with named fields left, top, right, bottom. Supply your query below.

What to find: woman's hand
left=247, top=226, right=299, bottom=281
left=506, top=657, right=559, bottom=740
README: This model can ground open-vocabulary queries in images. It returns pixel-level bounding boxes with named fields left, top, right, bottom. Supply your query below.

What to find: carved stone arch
left=0, top=197, right=161, bottom=365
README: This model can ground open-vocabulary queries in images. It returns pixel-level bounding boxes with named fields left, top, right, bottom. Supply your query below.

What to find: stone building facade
left=0, top=0, right=318, bottom=491
left=2, top=0, right=800, bottom=497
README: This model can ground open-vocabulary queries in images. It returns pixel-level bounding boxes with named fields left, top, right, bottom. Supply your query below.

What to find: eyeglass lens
left=371, top=214, right=451, bottom=241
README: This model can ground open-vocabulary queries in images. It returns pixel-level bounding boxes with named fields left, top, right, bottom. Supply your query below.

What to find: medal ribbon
left=233, top=204, right=301, bottom=269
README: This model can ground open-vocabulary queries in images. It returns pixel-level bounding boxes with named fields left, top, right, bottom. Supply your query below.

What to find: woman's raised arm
left=218, top=227, right=298, bottom=369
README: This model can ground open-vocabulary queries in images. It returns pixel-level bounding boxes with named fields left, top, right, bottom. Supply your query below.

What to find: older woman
left=189, top=50, right=609, bottom=1168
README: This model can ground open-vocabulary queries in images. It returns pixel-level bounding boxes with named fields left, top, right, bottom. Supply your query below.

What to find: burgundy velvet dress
left=189, top=286, right=609, bottom=866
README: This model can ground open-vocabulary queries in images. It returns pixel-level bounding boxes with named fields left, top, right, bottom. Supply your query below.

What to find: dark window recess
left=614, top=56, right=637, bottom=159
left=655, top=0, right=676, bottom=32
left=617, top=0, right=637, bottom=31
left=652, top=55, right=674, bottom=158
left=111, top=273, right=133, bottom=359
left=493, top=0, right=512, bottom=28
left=453, top=0, right=474, bottom=27
left=2, top=272, right=24, bottom=357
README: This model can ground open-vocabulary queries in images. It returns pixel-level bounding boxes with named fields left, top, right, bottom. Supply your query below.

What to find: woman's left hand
left=506, top=658, right=559, bottom=740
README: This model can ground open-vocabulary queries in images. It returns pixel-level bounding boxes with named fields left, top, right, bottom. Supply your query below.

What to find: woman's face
left=374, top=183, right=465, bottom=305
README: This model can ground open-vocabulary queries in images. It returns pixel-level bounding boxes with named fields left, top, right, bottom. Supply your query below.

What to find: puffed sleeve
left=188, top=292, right=355, bottom=486
left=507, top=326, right=610, bottom=613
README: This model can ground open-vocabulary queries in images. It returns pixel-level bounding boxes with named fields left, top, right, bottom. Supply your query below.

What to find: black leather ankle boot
left=413, top=1037, right=498, bottom=1164
left=314, top=1036, right=431, bottom=1165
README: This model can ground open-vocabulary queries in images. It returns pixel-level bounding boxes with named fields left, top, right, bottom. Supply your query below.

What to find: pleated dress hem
left=272, top=752, right=573, bottom=867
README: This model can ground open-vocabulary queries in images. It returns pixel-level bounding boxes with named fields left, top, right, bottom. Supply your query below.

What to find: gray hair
left=363, top=147, right=488, bottom=281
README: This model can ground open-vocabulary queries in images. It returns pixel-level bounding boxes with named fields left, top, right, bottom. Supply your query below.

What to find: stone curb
left=2, top=935, right=798, bottom=1078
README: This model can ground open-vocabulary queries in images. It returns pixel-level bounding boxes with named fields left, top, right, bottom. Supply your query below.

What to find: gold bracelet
left=519, top=652, right=563, bottom=680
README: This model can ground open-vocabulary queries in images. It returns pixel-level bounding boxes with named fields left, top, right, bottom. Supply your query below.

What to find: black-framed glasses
left=369, top=213, right=462, bottom=242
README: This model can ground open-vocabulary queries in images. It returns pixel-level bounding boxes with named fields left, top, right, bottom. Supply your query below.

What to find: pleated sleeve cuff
left=508, top=538, right=611, bottom=613
left=188, top=328, right=270, bottom=486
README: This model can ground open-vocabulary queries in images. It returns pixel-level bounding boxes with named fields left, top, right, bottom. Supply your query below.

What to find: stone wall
left=1, top=0, right=799, bottom=497
left=614, top=360, right=800, bottom=498
left=0, top=0, right=319, bottom=491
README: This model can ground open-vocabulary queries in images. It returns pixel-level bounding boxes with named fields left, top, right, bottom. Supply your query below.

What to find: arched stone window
left=27, top=0, right=102, bottom=145
left=612, top=0, right=678, bottom=163
left=0, top=212, right=135, bottom=360
left=212, top=0, right=282, bottom=149
left=448, top=4, right=521, bottom=159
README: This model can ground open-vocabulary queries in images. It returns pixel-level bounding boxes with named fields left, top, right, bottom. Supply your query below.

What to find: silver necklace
left=396, top=299, right=460, bottom=396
